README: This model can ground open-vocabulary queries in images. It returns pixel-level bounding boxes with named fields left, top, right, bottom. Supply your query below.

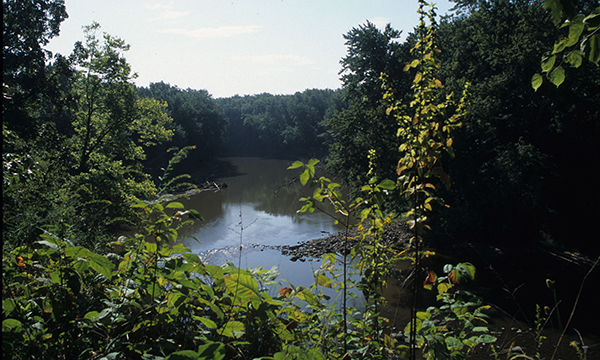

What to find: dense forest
left=3, top=0, right=600, bottom=359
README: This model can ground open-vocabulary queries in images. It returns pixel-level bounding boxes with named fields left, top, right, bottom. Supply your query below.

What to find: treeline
left=1, top=0, right=339, bottom=250
left=135, top=84, right=342, bottom=162
left=4, top=0, right=600, bottom=358
left=216, top=89, right=341, bottom=158
left=326, top=0, right=600, bottom=254
left=135, top=82, right=227, bottom=176
left=4, top=0, right=599, bottom=257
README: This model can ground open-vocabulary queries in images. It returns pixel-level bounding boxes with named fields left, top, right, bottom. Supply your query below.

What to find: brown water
left=177, top=157, right=362, bottom=305
left=176, top=157, right=600, bottom=357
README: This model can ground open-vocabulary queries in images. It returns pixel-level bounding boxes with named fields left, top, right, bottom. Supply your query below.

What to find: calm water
left=178, top=157, right=361, bottom=304
left=175, top=158, right=600, bottom=353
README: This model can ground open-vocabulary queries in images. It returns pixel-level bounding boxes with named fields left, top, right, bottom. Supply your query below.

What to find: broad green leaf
left=96, top=307, right=113, bottom=321
left=65, top=246, right=114, bottom=279
left=582, top=33, right=600, bottom=64
left=167, top=292, right=186, bottom=309
left=445, top=336, right=464, bottom=351
left=360, top=208, right=371, bottom=221
left=464, top=335, right=480, bottom=348
left=2, top=299, right=16, bottom=315
left=145, top=242, right=157, bottom=254
left=300, top=169, right=309, bottom=185
left=531, top=73, right=543, bottom=91
left=553, top=38, right=569, bottom=54
left=438, top=282, right=450, bottom=296
left=403, top=318, right=422, bottom=335
left=565, top=50, right=583, bottom=67
left=327, top=182, right=340, bottom=190
left=181, top=252, right=202, bottom=264
left=296, top=288, right=322, bottom=308
left=131, top=201, right=147, bottom=208
left=316, top=274, right=332, bottom=288
left=541, top=55, right=556, bottom=72
left=196, top=316, right=217, bottom=330
left=223, top=273, right=260, bottom=304
left=166, top=202, right=184, bottom=209
left=287, top=161, right=303, bottom=170
left=84, top=311, right=100, bottom=321
left=221, top=320, right=245, bottom=338
left=36, top=239, right=59, bottom=250
left=307, top=158, right=320, bottom=167
left=477, top=334, right=498, bottom=344
left=548, top=65, right=565, bottom=87
left=416, top=311, right=430, bottom=320
left=2, top=318, right=23, bottom=333
left=566, top=22, right=584, bottom=47
left=378, top=179, right=396, bottom=190
left=452, top=262, right=476, bottom=284
left=472, top=326, right=489, bottom=332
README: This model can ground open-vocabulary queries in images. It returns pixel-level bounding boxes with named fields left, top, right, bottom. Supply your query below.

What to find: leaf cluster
left=411, top=263, right=497, bottom=359
left=532, top=1, right=600, bottom=89
left=2, top=202, right=304, bottom=359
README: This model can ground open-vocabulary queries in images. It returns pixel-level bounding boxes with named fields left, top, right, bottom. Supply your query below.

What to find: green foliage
left=435, top=0, right=600, bottom=251
left=70, top=22, right=173, bottom=173
left=327, top=20, right=411, bottom=187
left=532, top=1, right=600, bottom=89
left=1, top=202, right=301, bottom=359
left=2, top=20, right=176, bottom=249
left=4, top=1, right=599, bottom=359
left=324, top=0, right=600, bottom=254
left=415, top=263, right=497, bottom=359
left=155, top=146, right=198, bottom=198
left=216, top=89, right=340, bottom=158
left=2, top=0, right=67, bottom=91
left=290, top=158, right=407, bottom=358
left=383, top=1, right=469, bottom=227
left=136, top=82, right=227, bottom=164
left=381, top=2, right=474, bottom=357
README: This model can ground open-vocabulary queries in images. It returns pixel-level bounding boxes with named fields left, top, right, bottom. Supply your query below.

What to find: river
left=176, top=158, right=600, bottom=356
left=178, top=157, right=361, bottom=305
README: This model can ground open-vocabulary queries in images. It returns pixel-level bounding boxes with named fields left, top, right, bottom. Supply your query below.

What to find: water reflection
left=179, top=157, right=347, bottom=290
left=180, top=157, right=340, bottom=252
left=177, top=158, right=363, bottom=306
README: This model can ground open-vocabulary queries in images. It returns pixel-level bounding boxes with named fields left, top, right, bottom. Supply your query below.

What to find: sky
left=45, top=0, right=455, bottom=98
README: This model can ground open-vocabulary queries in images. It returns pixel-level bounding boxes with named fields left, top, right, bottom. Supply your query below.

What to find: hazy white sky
left=45, top=0, right=454, bottom=98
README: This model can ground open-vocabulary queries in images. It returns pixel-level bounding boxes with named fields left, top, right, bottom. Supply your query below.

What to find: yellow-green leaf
left=531, top=73, right=543, bottom=91
left=541, top=55, right=556, bottom=72
left=300, top=169, right=309, bottom=185
left=565, top=50, right=583, bottom=68
left=316, top=274, right=332, bottom=288
left=378, top=179, right=396, bottom=190
left=287, top=161, right=303, bottom=170
left=166, top=202, right=184, bottom=209
left=548, top=66, right=566, bottom=87
left=221, top=321, right=245, bottom=338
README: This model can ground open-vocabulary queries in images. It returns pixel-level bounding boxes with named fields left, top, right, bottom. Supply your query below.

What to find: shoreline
left=249, top=221, right=412, bottom=262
